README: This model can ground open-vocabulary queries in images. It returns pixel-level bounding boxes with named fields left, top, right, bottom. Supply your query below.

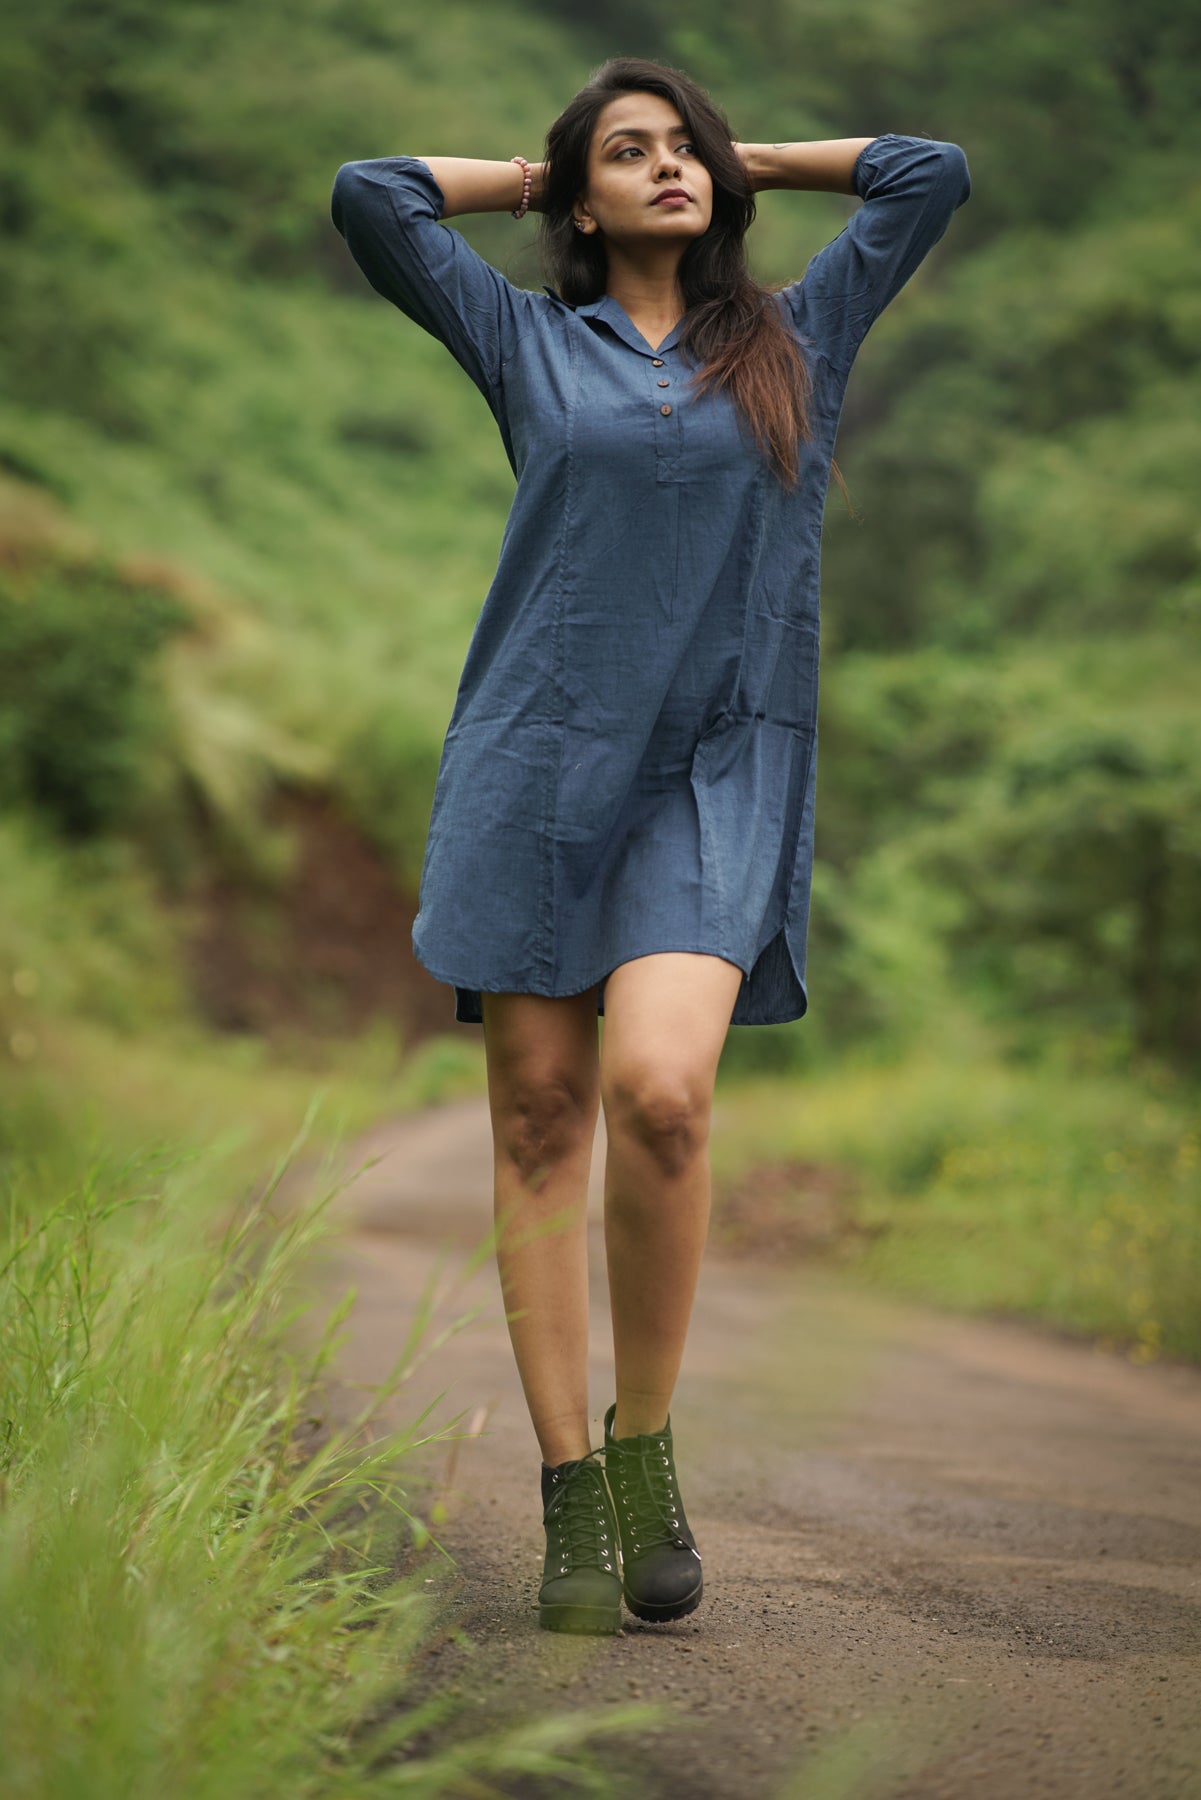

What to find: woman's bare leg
left=480, top=988, right=601, bottom=1467
left=599, top=953, right=744, bottom=1439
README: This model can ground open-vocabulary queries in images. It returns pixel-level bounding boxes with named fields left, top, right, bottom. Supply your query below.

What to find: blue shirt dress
left=330, top=134, right=970, bottom=1025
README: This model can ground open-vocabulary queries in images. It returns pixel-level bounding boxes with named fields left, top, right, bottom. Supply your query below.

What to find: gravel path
left=304, top=1096, right=1201, bottom=1799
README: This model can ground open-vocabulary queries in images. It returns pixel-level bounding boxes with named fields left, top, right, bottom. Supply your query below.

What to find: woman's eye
left=616, top=142, right=696, bottom=160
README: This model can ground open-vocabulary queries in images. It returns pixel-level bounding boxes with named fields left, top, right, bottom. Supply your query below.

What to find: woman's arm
left=409, top=157, right=548, bottom=219
left=735, top=139, right=879, bottom=196
left=767, top=135, right=971, bottom=369
left=330, top=156, right=543, bottom=425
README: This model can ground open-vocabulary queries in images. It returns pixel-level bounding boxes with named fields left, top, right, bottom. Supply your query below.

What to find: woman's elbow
left=330, top=161, right=368, bottom=236
left=936, top=141, right=971, bottom=209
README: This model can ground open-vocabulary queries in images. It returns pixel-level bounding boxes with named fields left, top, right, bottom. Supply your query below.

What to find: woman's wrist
left=414, top=156, right=548, bottom=219
left=528, top=160, right=548, bottom=214
left=732, top=142, right=768, bottom=193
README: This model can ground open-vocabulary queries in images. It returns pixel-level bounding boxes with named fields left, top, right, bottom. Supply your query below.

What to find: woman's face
left=574, top=91, right=714, bottom=247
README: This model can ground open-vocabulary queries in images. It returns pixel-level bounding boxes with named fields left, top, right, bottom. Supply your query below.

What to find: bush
left=0, top=557, right=184, bottom=836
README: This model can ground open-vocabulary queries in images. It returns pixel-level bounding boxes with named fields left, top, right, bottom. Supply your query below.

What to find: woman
left=331, top=56, right=969, bottom=1636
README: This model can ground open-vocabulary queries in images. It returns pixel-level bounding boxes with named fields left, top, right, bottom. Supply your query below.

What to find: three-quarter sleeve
left=782, top=134, right=971, bottom=369
left=330, top=156, right=536, bottom=405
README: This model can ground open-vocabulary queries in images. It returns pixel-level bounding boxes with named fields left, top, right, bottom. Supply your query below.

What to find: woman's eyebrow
left=600, top=124, right=690, bottom=148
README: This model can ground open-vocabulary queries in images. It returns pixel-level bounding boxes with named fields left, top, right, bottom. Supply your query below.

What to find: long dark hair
left=540, top=56, right=849, bottom=501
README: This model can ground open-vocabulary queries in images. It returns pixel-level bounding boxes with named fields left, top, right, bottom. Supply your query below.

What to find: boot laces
left=610, top=1436, right=688, bottom=1556
left=543, top=1449, right=616, bottom=1576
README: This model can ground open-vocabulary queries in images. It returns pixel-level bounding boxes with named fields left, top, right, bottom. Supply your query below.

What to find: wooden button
left=652, top=358, right=664, bottom=367
left=657, top=379, right=670, bottom=387
left=660, top=403, right=672, bottom=416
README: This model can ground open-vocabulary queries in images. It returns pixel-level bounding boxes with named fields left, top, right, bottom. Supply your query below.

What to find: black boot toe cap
left=622, top=1544, right=703, bottom=1620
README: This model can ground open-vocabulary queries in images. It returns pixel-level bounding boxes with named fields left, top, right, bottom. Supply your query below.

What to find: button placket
left=650, top=354, right=672, bottom=415
left=648, top=348, right=682, bottom=495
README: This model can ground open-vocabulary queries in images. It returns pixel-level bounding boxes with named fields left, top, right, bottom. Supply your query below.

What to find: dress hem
left=411, top=940, right=808, bottom=1029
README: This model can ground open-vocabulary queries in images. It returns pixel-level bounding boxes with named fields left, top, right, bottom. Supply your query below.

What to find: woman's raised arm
left=330, top=155, right=546, bottom=426
left=410, top=157, right=548, bottom=219
left=766, top=134, right=971, bottom=369
left=735, top=138, right=879, bottom=196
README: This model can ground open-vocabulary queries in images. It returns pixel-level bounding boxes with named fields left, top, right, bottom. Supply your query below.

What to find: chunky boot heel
left=603, top=1404, right=703, bottom=1623
left=538, top=1448, right=623, bottom=1635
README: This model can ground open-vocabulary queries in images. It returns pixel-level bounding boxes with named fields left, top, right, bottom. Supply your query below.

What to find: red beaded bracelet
left=510, top=155, right=533, bottom=220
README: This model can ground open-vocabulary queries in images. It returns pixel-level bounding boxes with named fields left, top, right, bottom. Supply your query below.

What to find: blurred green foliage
left=712, top=1051, right=1201, bottom=1360
left=810, top=647, right=1201, bottom=1059
left=0, top=559, right=183, bottom=835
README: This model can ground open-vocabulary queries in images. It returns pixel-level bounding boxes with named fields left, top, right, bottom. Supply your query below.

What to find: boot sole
left=539, top=1600, right=623, bottom=1635
left=623, top=1575, right=703, bottom=1623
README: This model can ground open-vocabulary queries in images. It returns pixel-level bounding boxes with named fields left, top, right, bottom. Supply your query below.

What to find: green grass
left=712, top=1044, right=1201, bottom=1364
left=0, top=1122, right=648, bottom=1800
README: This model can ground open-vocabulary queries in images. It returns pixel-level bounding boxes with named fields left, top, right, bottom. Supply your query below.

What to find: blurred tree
left=815, top=650, right=1201, bottom=1061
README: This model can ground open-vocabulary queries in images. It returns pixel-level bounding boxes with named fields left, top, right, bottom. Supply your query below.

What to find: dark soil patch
left=185, top=787, right=454, bottom=1045
left=711, top=1157, right=881, bottom=1261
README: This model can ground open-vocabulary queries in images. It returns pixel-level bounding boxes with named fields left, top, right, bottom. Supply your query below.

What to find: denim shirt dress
left=330, top=134, right=971, bottom=1025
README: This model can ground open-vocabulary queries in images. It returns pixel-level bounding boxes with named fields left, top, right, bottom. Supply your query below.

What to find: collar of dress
left=543, top=287, right=684, bottom=360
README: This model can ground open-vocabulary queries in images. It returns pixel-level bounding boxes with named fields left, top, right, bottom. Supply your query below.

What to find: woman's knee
left=602, top=1061, right=711, bottom=1178
left=491, top=1069, right=598, bottom=1185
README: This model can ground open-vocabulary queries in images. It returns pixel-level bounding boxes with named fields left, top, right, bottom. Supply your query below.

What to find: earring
left=575, top=220, right=587, bottom=232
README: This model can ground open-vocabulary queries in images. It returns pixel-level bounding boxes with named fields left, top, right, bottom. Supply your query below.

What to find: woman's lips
left=651, top=190, right=691, bottom=206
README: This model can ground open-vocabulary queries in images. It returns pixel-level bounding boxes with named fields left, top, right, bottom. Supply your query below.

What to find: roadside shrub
left=0, top=559, right=184, bottom=836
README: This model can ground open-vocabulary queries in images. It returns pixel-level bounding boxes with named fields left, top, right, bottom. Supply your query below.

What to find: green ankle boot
left=603, top=1404, right=703, bottom=1622
left=538, top=1448, right=623, bottom=1635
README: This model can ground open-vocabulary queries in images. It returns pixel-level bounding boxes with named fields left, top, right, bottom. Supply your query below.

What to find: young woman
left=331, top=56, right=969, bottom=1636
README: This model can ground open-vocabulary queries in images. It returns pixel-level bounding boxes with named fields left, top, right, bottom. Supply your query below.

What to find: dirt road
left=306, top=1096, right=1201, bottom=1799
